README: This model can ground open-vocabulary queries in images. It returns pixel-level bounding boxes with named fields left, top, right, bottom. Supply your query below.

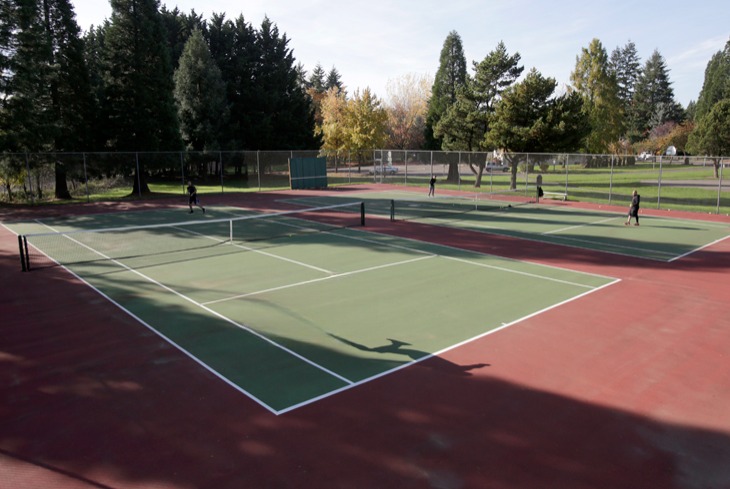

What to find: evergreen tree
left=486, top=69, right=589, bottom=187
left=1, top=0, right=93, bottom=198
left=174, top=28, right=228, bottom=151
left=425, top=30, right=467, bottom=150
left=3, top=0, right=55, bottom=152
left=103, top=0, right=181, bottom=152
left=693, top=38, right=730, bottom=121
left=687, top=99, right=730, bottom=164
left=82, top=24, right=110, bottom=149
left=570, top=38, right=623, bottom=152
left=609, top=40, right=641, bottom=139
left=206, top=13, right=257, bottom=149
left=0, top=0, right=14, bottom=105
left=252, top=16, right=318, bottom=150
left=609, top=41, right=641, bottom=111
left=159, top=7, right=204, bottom=70
left=325, top=66, right=343, bottom=91
left=308, top=63, right=326, bottom=92
left=102, top=0, right=182, bottom=194
left=436, top=41, right=523, bottom=153
left=632, top=49, right=684, bottom=137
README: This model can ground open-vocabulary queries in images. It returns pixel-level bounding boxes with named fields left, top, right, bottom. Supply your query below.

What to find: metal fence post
left=657, top=156, right=663, bottom=209
left=257, top=150, right=261, bottom=191
left=180, top=152, right=186, bottom=194
left=83, top=153, right=90, bottom=203
left=135, top=152, right=141, bottom=197
left=220, top=151, right=224, bottom=194
left=608, top=155, right=614, bottom=205
left=717, top=159, right=724, bottom=215
left=24, top=152, right=34, bottom=204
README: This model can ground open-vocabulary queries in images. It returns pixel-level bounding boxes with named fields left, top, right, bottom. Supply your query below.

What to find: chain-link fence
left=1, top=150, right=727, bottom=214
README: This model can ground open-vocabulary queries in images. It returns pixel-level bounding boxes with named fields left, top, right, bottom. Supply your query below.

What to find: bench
left=541, top=191, right=567, bottom=201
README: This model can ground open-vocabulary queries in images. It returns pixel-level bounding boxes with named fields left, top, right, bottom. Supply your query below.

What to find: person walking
left=428, top=175, right=436, bottom=197
left=187, top=181, right=205, bottom=214
left=625, top=189, right=640, bottom=226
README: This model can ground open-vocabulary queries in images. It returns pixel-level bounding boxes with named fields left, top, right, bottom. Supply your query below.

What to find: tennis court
left=8, top=202, right=617, bottom=413
left=285, top=190, right=730, bottom=262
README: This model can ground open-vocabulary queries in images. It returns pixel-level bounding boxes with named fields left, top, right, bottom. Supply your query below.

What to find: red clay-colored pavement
left=2, top=189, right=730, bottom=489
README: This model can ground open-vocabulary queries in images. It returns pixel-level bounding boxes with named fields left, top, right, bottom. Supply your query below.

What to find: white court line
left=172, top=223, right=335, bottom=274
left=277, top=277, right=621, bottom=415
left=202, top=255, right=436, bottom=306
left=36, top=222, right=355, bottom=388
left=669, top=234, right=730, bottom=262
left=542, top=216, right=620, bottom=235
left=441, top=255, right=598, bottom=289
left=23, top=214, right=622, bottom=415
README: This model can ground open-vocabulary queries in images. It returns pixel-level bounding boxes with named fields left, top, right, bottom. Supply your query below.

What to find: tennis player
left=187, top=181, right=205, bottom=214
left=428, top=175, right=436, bottom=197
left=625, top=189, right=640, bottom=225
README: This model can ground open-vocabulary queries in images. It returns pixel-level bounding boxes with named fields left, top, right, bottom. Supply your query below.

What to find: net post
left=360, top=202, right=365, bottom=226
left=18, top=235, right=27, bottom=272
left=390, top=199, right=395, bottom=221
left=229, top=219, right=233, bottom=244
left=24, top=236, right=30, bottom=271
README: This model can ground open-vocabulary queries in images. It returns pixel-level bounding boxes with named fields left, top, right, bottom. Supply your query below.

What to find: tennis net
left=18, top=202, right=365, bottom=271
left=389, top=190, right=532, bottom=222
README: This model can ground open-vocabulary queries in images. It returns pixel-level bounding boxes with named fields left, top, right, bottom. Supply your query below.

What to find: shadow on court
left=329, top=334, right=490, bottom=376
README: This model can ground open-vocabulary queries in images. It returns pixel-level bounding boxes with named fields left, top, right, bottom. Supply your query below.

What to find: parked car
left=638, top=151, right=655, bottom=161
left=485, top=162, right=509, bottom=172
left=369, top=164, right=398, bottom=175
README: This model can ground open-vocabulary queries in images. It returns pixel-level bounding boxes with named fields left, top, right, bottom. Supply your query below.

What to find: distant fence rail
left=1, top=150, right=727, bottom=215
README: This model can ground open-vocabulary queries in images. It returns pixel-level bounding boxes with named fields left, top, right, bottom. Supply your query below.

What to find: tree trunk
left=54, top=161, right=72, bottom=200
left=446, top=162, right=459, bottom=183
left=131, top=167, right=151, bottom=195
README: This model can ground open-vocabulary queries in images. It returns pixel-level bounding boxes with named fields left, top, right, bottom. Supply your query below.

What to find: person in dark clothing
left=625, top=189, right=640, bottom=225
left=187, top=181, right=205, bottom=214
left=428, top=175, right=436, bottom=197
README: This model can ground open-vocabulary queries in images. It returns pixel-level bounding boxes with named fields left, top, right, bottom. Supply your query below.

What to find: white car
left=369, top=165, right=398, bottom=175
left=485, top=162, right=509, bottom=172
left=638, top=152, right=655, bottom=161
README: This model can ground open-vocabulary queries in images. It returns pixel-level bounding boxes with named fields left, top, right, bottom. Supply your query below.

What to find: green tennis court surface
left=8, top=205, right=617, bottom=413
left=288, top=191, right=730, bottom=262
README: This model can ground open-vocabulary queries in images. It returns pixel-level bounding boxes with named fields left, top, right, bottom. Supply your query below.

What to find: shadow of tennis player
left=328, top=334, right=489, bottom=376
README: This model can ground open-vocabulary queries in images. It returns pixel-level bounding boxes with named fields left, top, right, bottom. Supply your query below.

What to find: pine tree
left=103, top=0, right=181, bottom=153
left=174, top=29, right=228, bottom=151
left=425, top=30, right=467, bottom=150
left=486, top=69, right=589, bottom=187
left=253, top=16, right=318, bottom=150
left=206, top=13, right=257, bottom=149
left=102, top=0, right=182, bottom=195
left=609, top=40, right=641, bottom=139
left=632, top=49, right=684, bottom=137
left=609, top=41, right=641, bottom=111
left=308, top=63, right=326, bottom=92
left=325, top=67, right=342, bottom=91
left=436, top=41, right=523, bottom=153
left=693, top=38, right=730, bottom=121
left=1, top=0, right=93, bottom=198
left=159, top=6, right=204, bottom=69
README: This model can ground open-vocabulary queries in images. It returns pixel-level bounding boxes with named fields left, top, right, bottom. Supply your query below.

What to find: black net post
left=360, top=202, right=365, bottom=226
left=18, top=235, right=27, bottom=271
left=390, top=200, right=395, bottom=221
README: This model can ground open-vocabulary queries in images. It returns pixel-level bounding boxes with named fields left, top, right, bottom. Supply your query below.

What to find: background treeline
left=1, top=0, right=728, bottom=198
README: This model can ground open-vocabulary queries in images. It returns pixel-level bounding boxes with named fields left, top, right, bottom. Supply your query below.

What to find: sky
left=70, top=0, right=729, bottom=107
